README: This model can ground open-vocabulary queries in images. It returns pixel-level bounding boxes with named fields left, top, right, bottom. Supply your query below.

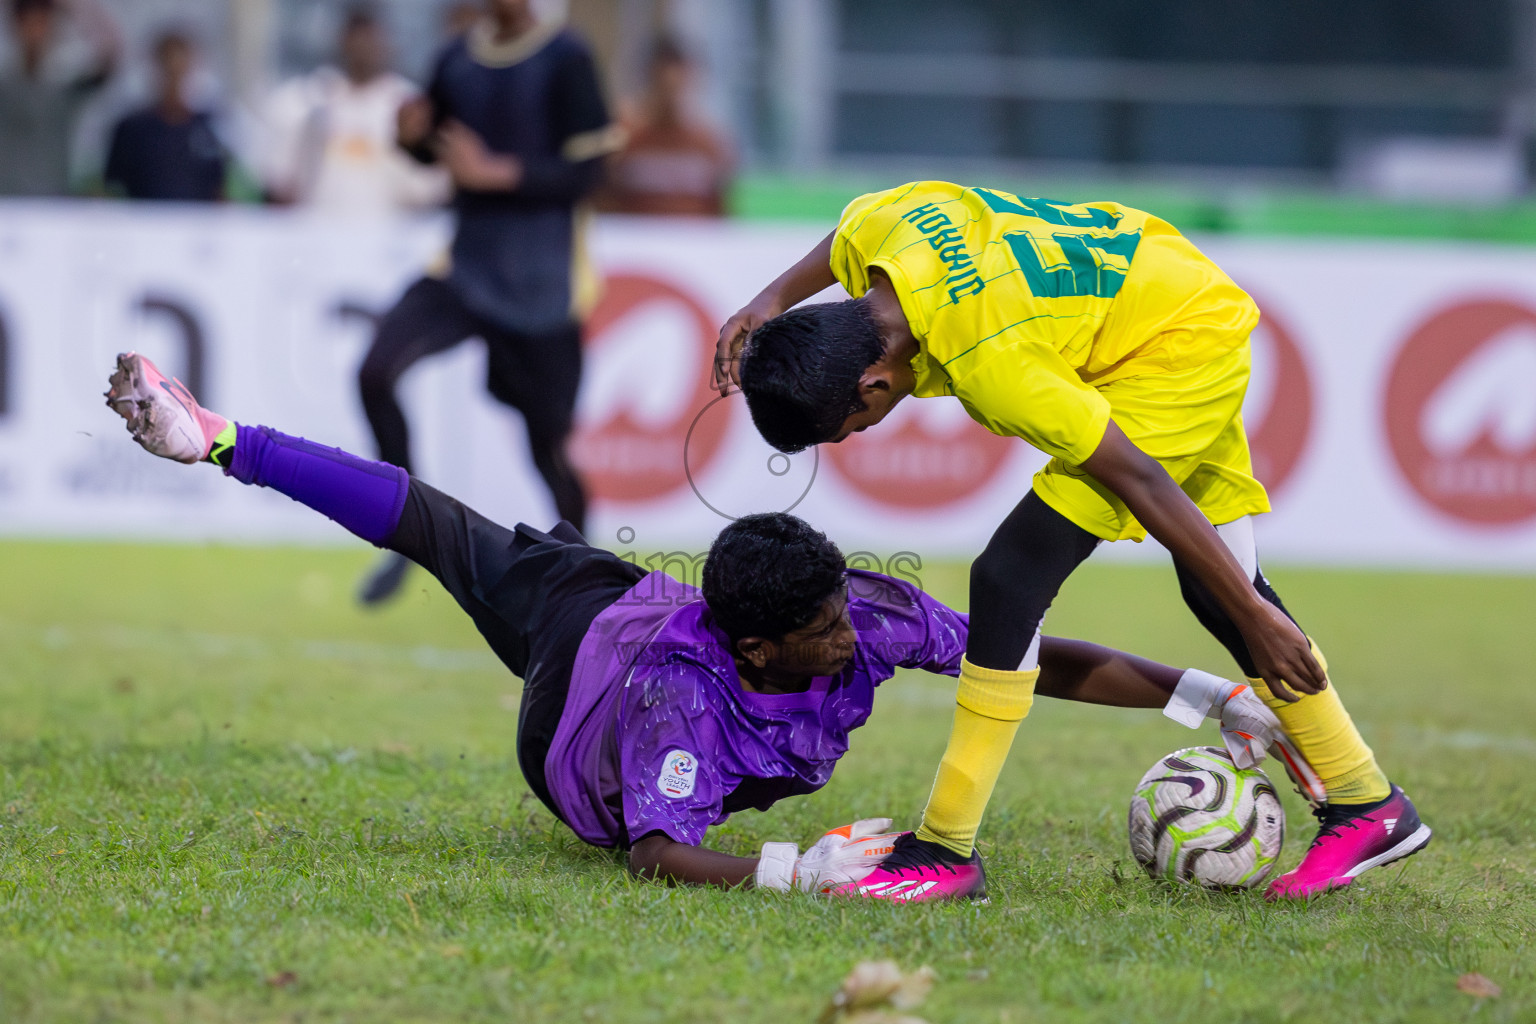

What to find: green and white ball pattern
left=1128, top=746, right=1284, bottom=889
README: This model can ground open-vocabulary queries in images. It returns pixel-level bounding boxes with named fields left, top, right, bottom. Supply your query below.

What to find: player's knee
left=970, top=544, right=1026, bottom=606
left=969, top=550, right=1003, bottom=597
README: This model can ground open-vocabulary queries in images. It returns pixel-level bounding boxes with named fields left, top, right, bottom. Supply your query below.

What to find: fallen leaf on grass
left=266, top=971, right=298, bottom=989
left=400, top=890, right=422, bottom=929
left=819, top=961, right=936, bottom=1024
left=1457, top=973, right=1501, bottom=999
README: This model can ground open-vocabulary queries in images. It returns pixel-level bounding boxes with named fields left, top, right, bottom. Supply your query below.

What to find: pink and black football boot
left=104, top=352, right=228, bottom=464
left=1266, top=784, right=1431, bottom=900
left=827, top=832, right=987, bottom=903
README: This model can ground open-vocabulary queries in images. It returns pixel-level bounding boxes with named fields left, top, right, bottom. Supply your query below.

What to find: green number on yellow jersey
left=973, top=188, right=1143, bottom=300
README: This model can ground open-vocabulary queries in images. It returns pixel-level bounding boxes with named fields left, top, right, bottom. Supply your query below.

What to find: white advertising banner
left=2, top=201, right=1536, bottom=569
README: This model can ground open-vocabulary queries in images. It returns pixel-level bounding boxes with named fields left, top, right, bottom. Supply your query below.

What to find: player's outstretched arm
left=714, top=232, right=836, bottom=393
left=1035, top=636, right=1297, bottom=771
left=1078, top=420, right=1324, bottom=702
left=1036, top=636, right=1182, bottom=706
left=629, top=835, right=757, bottom=887
left=629, top=819, right=902, bottom=891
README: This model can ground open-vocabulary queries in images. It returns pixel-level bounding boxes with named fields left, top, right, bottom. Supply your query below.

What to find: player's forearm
left=1131, top=478, right=1264, bottom=626
left=1081, top=423, right=1266, bottom=629
left=1035, top=637, right=1182, bottom=707
left=754, top=233, right=837, bottom=315
left=627, top=835, right=756, bottom=888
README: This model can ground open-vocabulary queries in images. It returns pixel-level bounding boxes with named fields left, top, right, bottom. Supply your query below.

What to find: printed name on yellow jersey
left=901, top=203, right=986, bottom=304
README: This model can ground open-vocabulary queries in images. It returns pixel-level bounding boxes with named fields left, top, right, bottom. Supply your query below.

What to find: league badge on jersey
left=657, top=749, right=698, bottom=799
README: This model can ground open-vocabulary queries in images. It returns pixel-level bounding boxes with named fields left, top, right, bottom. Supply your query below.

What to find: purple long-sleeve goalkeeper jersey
left=543, top=568, right=968, bottom=848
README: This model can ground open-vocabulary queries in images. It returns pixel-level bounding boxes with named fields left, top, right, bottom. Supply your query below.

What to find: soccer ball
left=1127, top=745, right=1284, bottom=889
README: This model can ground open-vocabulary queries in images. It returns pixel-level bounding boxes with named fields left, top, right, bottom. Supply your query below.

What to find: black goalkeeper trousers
left=967, top=490, right=1303, bottom=678
left=357, top=276, right=589, bottom=533
left=383, top=478, right=644, bottom=813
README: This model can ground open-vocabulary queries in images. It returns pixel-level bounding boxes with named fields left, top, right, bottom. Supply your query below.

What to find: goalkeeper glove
left=1164, top=669, right=1327, bottom=804
left=1163, top=669, right=1281, bottom=768
left=754, top=818, right=906, bottom=893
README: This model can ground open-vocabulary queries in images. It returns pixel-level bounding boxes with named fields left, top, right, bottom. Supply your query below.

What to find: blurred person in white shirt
left=262, top=5, right=446, bottom=214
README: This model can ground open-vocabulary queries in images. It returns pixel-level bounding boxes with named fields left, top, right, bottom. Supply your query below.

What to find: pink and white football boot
left=1266, top=784, right=1431, bottom=900
left=826, top=832, right=987, bottom=903
left=104, top=352, right=228, bottom=464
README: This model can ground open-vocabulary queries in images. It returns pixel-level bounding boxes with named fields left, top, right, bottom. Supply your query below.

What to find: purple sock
left=226, top=425, right=409, bottom=546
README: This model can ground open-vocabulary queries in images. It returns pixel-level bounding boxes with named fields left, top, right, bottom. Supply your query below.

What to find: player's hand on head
left=714, top=295, right=781, bottom=394
left=1241, top=603, right=1326, bottom=703
left=711, top=317, right=746, bottom=394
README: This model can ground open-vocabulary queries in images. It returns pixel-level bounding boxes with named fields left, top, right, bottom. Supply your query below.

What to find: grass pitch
left=1, top=539, right=1533, bottom=1023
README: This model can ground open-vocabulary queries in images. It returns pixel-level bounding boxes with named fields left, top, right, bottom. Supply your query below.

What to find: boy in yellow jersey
left=715, top=181, right=1431, bottom=901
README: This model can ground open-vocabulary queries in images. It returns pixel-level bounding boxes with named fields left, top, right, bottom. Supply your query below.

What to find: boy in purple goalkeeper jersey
left=104, top=351, right=1294, bottom=895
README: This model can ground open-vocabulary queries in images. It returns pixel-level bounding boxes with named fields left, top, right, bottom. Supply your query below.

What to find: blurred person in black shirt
left=103, top=29, right=226, bottom=201
left=0, top=0, right=119, bottom=196
left=354, top=0, right=619, bottom=603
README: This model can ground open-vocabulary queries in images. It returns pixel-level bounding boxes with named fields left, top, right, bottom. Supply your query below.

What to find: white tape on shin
left=1015, top=630, right=1042, bottom=672
left=1215, top=516, right=1258, bottom=582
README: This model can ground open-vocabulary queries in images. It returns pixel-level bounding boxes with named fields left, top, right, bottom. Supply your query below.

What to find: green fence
left=730, top=173, right=1536, bottom=245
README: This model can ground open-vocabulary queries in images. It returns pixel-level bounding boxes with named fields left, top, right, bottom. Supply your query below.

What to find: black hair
left=11, top=0, right=55, bottom=18
left=702, top=513, right=846, bottom=642
left=738, top=298, right=885, bottom=454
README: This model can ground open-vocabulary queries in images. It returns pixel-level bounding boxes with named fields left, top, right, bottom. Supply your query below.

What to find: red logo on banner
left=1386, top=298, right=1536, bottom=525
left=824, top=396, right=1013, bottom=508
left=1245, top=305, right=1314, bottom=495
left=571, top=274, right=728, bottom=501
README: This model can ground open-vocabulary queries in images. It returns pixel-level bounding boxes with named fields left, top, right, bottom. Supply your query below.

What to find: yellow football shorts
left=1032, top=342, right=1272, bottom=541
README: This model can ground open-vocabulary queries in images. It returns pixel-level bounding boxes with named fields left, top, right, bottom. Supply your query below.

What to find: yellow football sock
left=914, top=657, right=1037, bottom=856
left=1249, top=640, right=1390, bottom=805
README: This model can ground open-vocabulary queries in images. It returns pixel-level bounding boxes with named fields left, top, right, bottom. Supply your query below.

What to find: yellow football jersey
left=830, top=181, right=1260, bottom=466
